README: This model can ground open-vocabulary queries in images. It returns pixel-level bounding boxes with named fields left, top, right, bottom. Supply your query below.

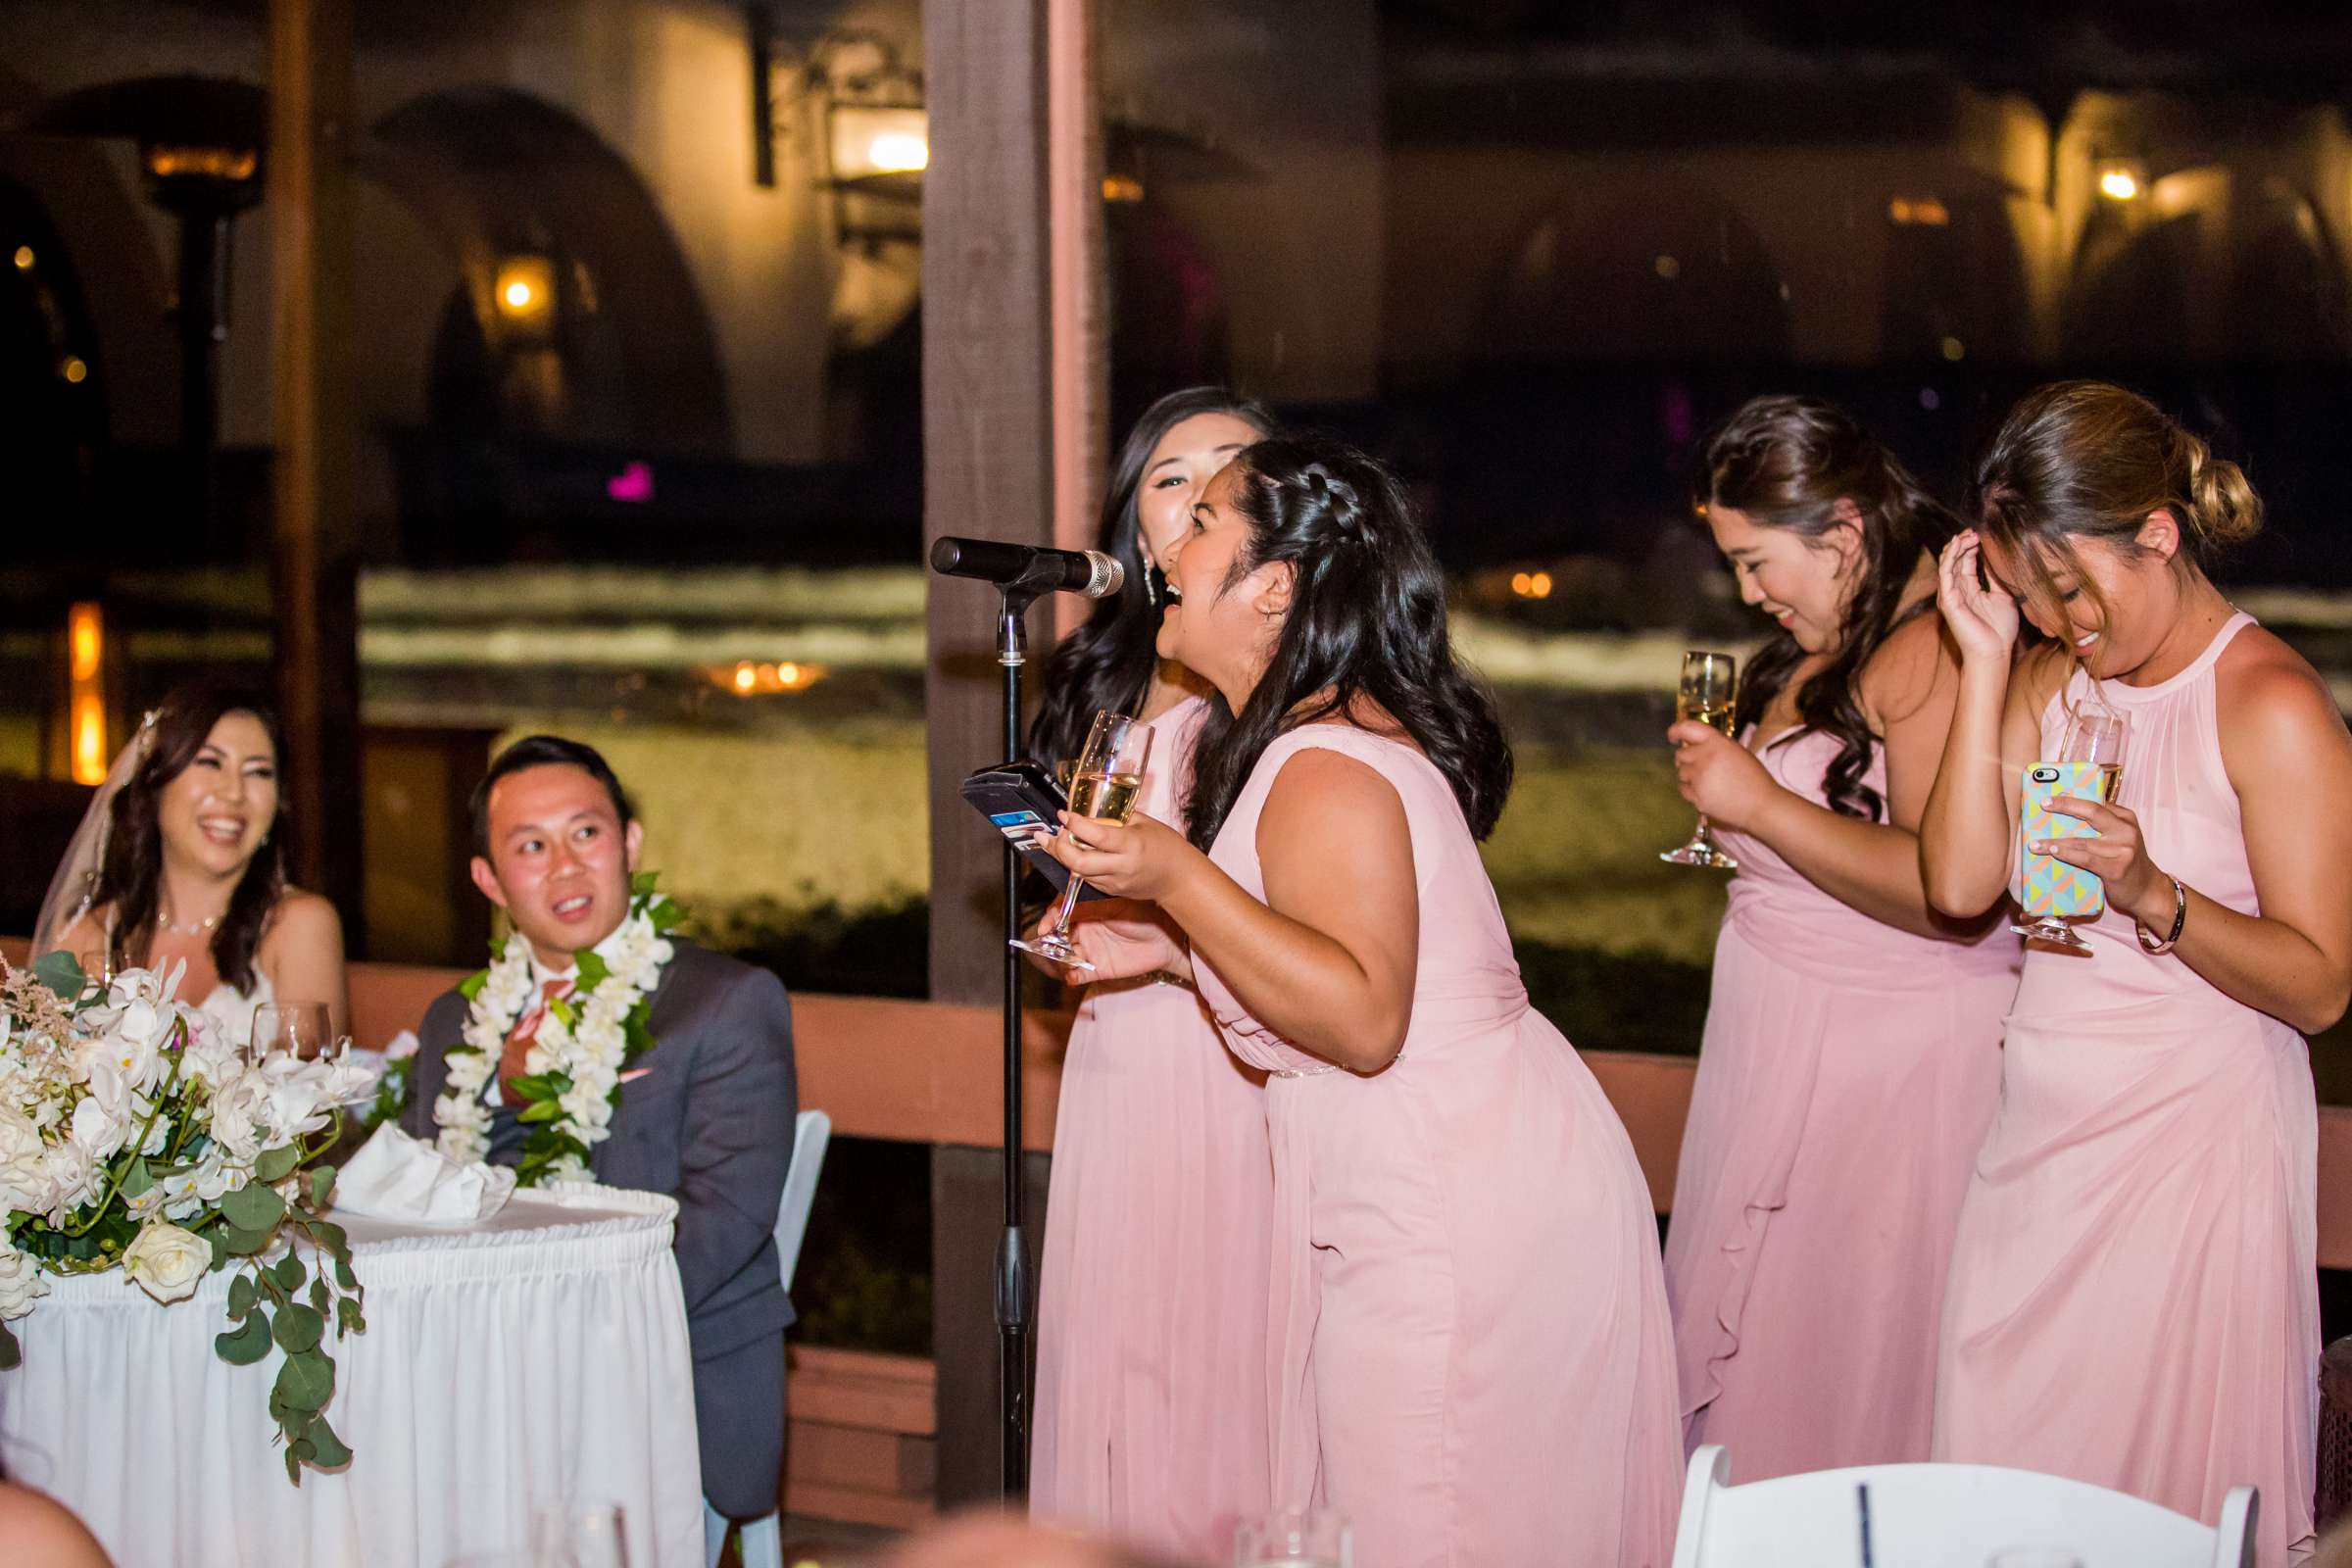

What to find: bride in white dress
left=33, top=684, right=347, bottom=1052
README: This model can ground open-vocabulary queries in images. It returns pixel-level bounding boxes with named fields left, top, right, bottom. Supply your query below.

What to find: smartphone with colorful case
left=2019, top=760, right=2115, bottom=920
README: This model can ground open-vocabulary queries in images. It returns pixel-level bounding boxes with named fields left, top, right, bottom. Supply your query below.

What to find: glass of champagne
left=2011, top=703, right=2130, bottom=952
left=248, top=1001, right=333, bottom=1067
left=1012, top=710, right=1153, bottom=972
left=1660, top=650, right=1740, bottom=869
left=1235, top=1508, right=1349, bottom=1568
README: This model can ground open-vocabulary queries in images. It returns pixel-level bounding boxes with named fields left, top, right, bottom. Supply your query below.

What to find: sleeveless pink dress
left=1030, top=697, right=1274, bottom=1560
left=1664, top=728, right=2017, bottom=1479
left=1193, top=725, right=1683, bottom=1568
left=1932, top=612, right=2318, bottom=1568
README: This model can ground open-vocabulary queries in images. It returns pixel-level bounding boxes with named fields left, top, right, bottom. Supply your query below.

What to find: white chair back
left=708, top=1106, right=833, bottom=1568
left=774, top=1107, right=831, bottom=1290
left=1671, top=1446, right=2257, bottom=1568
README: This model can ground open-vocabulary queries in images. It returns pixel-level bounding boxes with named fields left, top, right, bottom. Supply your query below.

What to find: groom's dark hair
left=470, top=735, right=637, bottom=857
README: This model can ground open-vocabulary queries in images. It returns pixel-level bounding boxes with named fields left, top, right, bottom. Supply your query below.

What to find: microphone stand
left=986, top=558, right=1069, bottom=1497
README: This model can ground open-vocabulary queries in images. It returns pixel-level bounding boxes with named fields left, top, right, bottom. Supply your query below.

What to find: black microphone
left=929, top=537, right=1126, bottom=599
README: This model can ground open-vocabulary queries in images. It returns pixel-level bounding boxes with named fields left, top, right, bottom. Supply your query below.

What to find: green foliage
left=222, top=1182, right=286, bottom=1234
left=32, top=951, right=85, bottom=1000
left=0, top=1322, right=18, bottom=1370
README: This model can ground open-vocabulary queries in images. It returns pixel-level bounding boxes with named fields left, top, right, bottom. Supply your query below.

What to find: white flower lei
left=433, top=879, right=677, bottom=1185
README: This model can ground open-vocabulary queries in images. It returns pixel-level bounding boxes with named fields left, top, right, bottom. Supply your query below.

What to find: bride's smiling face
left=157, top=711, right=278, bottom=881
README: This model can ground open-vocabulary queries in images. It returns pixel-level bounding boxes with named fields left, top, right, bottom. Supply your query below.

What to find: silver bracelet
left=2136, top=874, right=2187, bottom=955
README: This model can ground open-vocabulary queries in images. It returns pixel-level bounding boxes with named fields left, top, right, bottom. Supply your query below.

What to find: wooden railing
left=15, top=941, right=2352, bottom=1527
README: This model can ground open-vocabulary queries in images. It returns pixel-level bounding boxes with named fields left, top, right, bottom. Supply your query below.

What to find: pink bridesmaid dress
left=1031, top=696, right=1274, bottom=1561
left=1664, top=729, right=2016, bottom=1479
left=1192, top=725, right=1684, bottom=1568
left=1933, top=612, right=2318, bottom=1568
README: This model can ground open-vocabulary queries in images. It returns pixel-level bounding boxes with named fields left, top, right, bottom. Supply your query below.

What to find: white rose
left=0, top=1104, right=52, bottom=1213
left=206, top=1082, right=265, bottom=1166
left=121, top=1221, right=211, bottom=1303
left=42, top=1142, right=101, bottom=1222
left=0, top=1241, right=49, bottom=1320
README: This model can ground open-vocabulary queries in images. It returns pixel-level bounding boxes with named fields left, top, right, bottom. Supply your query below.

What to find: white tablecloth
left=0, top=1185, right=705, bottom=1568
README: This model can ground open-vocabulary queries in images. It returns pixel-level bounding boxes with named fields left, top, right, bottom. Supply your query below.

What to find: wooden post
left=269, top=0, right=365, bottom=951
left=921, top=0, right=1102, bottom=1508
left=1048, top=0, right=1108, bottom=638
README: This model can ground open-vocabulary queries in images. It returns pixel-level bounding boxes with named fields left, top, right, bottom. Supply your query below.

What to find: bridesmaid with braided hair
left=1045, top=436, right=1682, bottom=1568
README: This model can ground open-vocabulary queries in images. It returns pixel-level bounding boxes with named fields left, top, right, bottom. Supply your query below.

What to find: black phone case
left=959, top=760, right=1108, bottom=902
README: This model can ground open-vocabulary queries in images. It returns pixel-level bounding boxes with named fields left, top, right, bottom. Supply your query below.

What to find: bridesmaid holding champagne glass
left=1024, top=388, right=1278, bottom=1561
left=1661, top=396, right=2017, bottom=1479
left=1922, top=382, right=2352, bottom=1568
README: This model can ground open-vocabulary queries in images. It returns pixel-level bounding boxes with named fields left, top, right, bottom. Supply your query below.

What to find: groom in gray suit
left=402, top=735, right=798, bottom=1523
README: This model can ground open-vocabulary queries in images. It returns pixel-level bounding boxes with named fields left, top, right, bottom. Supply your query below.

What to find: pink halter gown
left=1932, top=612, right=2318, bottom=1568
left=1193, top=725, right=1684, bottom=1568
left=1031, top=696, right=1274, bottom=1560
left=1665, top=726, right=2017, bottom=1479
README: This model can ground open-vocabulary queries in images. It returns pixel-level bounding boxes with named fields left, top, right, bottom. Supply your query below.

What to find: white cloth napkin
left=333, top=1123, right=517, bottom=1224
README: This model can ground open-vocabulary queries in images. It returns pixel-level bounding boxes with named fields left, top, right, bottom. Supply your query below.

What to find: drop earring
left=1144, top=564, right=1160, bottom=608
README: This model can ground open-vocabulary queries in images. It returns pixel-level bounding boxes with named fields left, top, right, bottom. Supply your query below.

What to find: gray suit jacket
left=401, top=942, right=800, bottom=1360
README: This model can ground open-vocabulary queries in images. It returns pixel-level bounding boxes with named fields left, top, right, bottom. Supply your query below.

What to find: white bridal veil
left=30, top=710, right=158, bottom=960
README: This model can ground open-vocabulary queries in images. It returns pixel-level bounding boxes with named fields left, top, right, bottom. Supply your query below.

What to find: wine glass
left=2011, top=704, right=2131, bottom=953
left=1660, top=650, right=1740, bottom=869
left=248, top=1001, right=333, bottom=1066
left=1235, top=1507, right=1350, bottom=1568
left=532, top=1503, right=627, bottom=1568
left=1012, top=710, right=1153, bottom=972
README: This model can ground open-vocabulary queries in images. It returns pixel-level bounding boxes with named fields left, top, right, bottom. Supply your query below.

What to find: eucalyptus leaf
left=309, top=1277, right=328, bottom=1315
left=272, top=1253, right=307, bottom=1293
left=306, top=1414, right=353, bottom=1468
left=292, top=1436, right=317, bottom=1463
left=222, top=1223, right=274, bottom=1256
left=284, top=1446, right=303, bottom=1487
left=253, top=1144, right=302, bottom=1185
left=314, top=1221, right=348, bottom=1260
left=228, top=1274, right=256, bottom=1319
left=336, top=1297, right=364, bottom=1336
left=215, top=1311, right=273, bottom=1366
left=272, top=1302, right=324, bottom=1354
left=32, top=951, right=85, bottom=1000
left=119, top=1159, right=154, bottom=1200
left=309, top=1167, right=335, bottom=1208
left=208, top=1228, right=230, bottom=1269
left=221, top=1182, right=286, bottom=1233
left=273, top=1350, right=334, bottom=1412
left=333, top=1257, right=356, bottom=1290
left=0, top=1322, right=19, bottom=1370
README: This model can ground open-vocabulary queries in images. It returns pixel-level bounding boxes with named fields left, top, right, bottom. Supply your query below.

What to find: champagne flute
left=1660, top=650, right=1740, bottom=869
left=2011, top=704, right=2130, bottom=952
left=1012, top=710, right=1153, bottom=972
left=1235, top=1507, right=1350, bottom=1568
left=248, top=1001, right=333, bottom=1066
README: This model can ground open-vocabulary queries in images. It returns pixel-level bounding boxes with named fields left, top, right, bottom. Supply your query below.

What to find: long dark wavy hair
left=1028, top=387, right=1279, bottom=768
left=1699, top=395, right=1961, bottom=821
left=92, top=683, right=289, bottom=992
left=1185, top=435, right=1513, bottom=851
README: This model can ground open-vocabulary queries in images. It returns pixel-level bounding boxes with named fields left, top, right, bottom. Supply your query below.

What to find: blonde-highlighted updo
left=1976, top=380, right=2262, bottom=570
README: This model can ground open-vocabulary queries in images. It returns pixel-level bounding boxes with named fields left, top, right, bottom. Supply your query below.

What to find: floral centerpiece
left=0, top=953, right=372, bottom=1483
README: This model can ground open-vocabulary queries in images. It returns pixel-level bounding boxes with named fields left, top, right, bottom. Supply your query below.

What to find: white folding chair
left=706, top=1108, right=833, bottom=1568
left=1671, top=1445, right=2256, bottom=1568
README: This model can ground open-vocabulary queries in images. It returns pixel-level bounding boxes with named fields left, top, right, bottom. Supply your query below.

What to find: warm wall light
left=829, top=105, right=928, bottom=182
left=1888, top=196, right=1950, bottom=225
left=712, top=660, right=826, bottom=696
left=2097, top=163, right=2143, bottom=202
left=67, top=601, right=107, bottom=785
left=142, top=144, right=259, bottom=182
left=492, top=256, right=556, bottom=324
left=12, top=246, right=32, bottom=270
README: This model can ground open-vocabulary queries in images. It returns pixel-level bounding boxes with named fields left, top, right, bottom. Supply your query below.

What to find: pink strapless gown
left=1932, top=612, right=2318, bottom=1568
left=1031, top=697, right=1274, bottom=1560
left=1664, top=729, right=2016, bottom=1479
left=1193, top=726, right=1683, bottom=1568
